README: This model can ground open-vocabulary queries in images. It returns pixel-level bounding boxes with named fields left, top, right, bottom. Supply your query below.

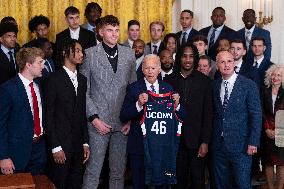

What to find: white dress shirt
left=86, top=22, right=95, bottom=32
left=180, top=27, right=192, bottom=44
left=18, top=73, right=43, bottom=137
left=128, top=39, right=134, bottom=48
left=220, top=72, right=238, bottom=104
left=151, top=40, right=162, bottom=54
left=69, top=27, right=80, bottom=40
left=63, top=66, right=78, bottom=95
left=234, top=60, right=243, bottom=73
left=245, top=25, right=255, bottom=45
left=207, top=24, right=225, bottom=44
left=254, top=56, right=265, bottom=68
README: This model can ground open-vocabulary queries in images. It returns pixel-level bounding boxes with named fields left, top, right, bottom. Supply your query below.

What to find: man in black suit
left=164, top=44, right=213, bottom=189
left=45, top=39, right=90, bottom=189
left=145, top=21, right=165, bottom=55
left=199, top=7, right=238, bottom=61
left=133, top=39, right=145, bottom=80
left=0, top=22, right=18, bottom=85
left=176, top=10, right=199, bottom=49
left=55, top=6, right=96, bottom=66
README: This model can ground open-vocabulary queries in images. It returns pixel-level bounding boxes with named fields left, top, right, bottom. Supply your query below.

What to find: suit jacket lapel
left=214, top=79, right=223, bottom=113
left=97, top=44, right=115, bottom=78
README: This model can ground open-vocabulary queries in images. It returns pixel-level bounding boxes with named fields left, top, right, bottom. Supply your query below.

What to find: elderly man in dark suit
left=45, top=39, right=90, bottom=189
left=164, top=44, right=213, bottom=189
left=80, top=15, right=137, bottom=189
left=0, top=47, right=46, bottom=175
left=120, top=54, right=185, bottom=189
left=212, top=50, right=262, bottom=189
left=55, top=6, right=96, bottom=66
left=238, top=9, right=271, bottom=62
left=0, top=22, right=18, bottom=85
left=199, top=7, right=239, bottom=61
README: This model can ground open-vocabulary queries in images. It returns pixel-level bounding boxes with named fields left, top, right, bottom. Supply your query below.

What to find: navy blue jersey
left=140, top=91, right=182, bottom=185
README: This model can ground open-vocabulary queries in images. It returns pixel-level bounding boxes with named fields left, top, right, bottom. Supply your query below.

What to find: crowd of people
left=0, top=2, right=283, bottom=189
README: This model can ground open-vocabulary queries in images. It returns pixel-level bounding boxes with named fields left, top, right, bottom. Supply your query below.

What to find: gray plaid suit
left=80, top=43, right=137, bottom=189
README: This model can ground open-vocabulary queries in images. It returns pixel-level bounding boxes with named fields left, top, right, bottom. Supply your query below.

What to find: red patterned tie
left=29, top=82, right=41, bottom=136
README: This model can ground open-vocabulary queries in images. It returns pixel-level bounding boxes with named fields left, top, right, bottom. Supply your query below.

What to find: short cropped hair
left=101, top=15, right=120, bottom=27
left=149, top=21, right=165, bottom=31
left=84, top=2, right=102, bottom=16
left=128, top=20, right=140, bottom=29
left=192, top=35, right=208, bottom=45
left=16, top=47, right=44, bottom=72
left=230, top=39, right=247, bottom=50
left=64, top=6, right=80, bottom=17
left=213, top=7, right=226, bottom=14
left=264, top=64, right=284, bottom=88
left=199, top=55, right=212, bottom=67
left=133, top=39, right=145, bottom=47
left=28, top=15, right=50, bottom=32
left=0, top=22, right=18, bottom=37
left=163, top=33, right=177, bottom=44
left=251, top=36, right=266, bottom=46
left=181, top=9, right=194, bottom=17
left=142, top=54, right=161, bottom=68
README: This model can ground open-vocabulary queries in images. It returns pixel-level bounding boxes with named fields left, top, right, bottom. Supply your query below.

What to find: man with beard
left=164, top=44, right=212, bottom=189
left=159, top=49, right=174, bottom=80
left=237, top=9, right=271, bottom=62
left=133, top=39, right=145, bottom=80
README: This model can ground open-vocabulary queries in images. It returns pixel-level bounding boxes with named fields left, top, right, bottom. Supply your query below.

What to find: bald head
left=216, top=51, right=235, bottom=80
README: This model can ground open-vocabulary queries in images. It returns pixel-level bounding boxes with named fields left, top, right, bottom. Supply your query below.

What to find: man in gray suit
left=80, top=15, right=137, bottom=189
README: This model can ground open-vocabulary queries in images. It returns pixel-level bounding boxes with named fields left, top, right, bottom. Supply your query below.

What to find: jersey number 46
left=151, top=121, right=167, bottom=134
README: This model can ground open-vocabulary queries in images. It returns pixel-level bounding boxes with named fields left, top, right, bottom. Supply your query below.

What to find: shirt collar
left=161, top=69, right=173, bottom=78
left=69, top=27, right=80, bottom=36
left=128, top=39, right=134, bottom=48
left=1, top=44, right=14, bottom=54
left=63, top=66, right=77, bottom=79
left=151, top=40, right=162, bottom=47
left=182, top=27, right=192, bottom=34
left=255, top=55, right=265, bottom=64
left=222, top=72, right=237, bottom=85
left=235, top=59, right=243, bottom=70
left=18, top=73, right=33, bottom=87
left=245, top=24, right=255, bottom=34
left=211, top=24, right=225, bottom=31
left=144, top=77, right=159, bottom=89
left=86, top=22, right=95, bottom=31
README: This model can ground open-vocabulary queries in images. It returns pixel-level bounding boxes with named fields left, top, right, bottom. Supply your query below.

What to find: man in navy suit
left=212, top=51, right=262, bottom=189
left=0, top=47, right=47, bottom=175
left=237, top=9, right=271, bottom=62
left=176, top=10, right=199, bottom=49
left=199, top=7, right=238, bottom=61
left=0, top=22, right=19, bottom=85
left=251, top=36, right=273, bottom=86
left=120, top=54, right=184, bottom=189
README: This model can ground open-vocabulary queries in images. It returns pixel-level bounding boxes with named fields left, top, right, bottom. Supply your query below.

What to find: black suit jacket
left=55, top=27, right=96, bottom=66
left=176, top=28, right=200, bottom=50
left=45, top=69, right=89, bottom=153
left=145, top=42, right=165, bottom=55
left=0, top=48, right=18, bottom=85
left=199, top=25, right=239, bottom=61
left=164, top=71, right=213, bottom=149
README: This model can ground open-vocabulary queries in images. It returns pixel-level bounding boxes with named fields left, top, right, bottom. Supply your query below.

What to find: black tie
left=181, top=32, right=187, bottom=46
left=153, top=45, right=158, bottom=55
left=8, top=51, right=16, bottom=71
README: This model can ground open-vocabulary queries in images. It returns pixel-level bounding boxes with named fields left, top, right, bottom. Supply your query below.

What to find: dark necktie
left=253, top=61, right=258, bottom=68
left=223, top=81, right=229, bottom=110
left=153, top=45, right=158, bottom=55
left=150, top=84, right=156, bottom=93
left=209, top=28, right=216, bottom=48
left=46, top=60, right=53, bottom=72
left=29, top=82, right=41, bottom=136
left=181, top=32, right=187, bottom=46
left=234, top=66, right=239, bottom=74
left=8, top=51, right=16, bottom=70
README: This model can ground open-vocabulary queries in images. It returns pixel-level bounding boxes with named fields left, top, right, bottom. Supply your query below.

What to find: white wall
left=172, top=0, right=284, bottom=64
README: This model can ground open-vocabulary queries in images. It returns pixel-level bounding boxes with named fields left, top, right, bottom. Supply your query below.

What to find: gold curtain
left=0, top=0, right=173, bottom=45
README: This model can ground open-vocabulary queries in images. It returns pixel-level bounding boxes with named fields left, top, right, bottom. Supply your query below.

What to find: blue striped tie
left=150, top=85, right=156, bottom=93
left=209, top=28, right=216, bottom=47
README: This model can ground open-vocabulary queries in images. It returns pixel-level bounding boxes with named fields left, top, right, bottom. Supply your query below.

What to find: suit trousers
left=129, top=154, right=145, bottom=189
left=23, top=137, right=47, bottom=175
left=174, top=145, right=206, bottom=189
left=212, top=138, right=252, bottom=189
left=83, top=129, right=127, bottom=189
left=50, top=147, right=84, bottom=189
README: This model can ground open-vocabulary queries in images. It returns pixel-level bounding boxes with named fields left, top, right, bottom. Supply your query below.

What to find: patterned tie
left=209, top=28, right=216, bottom=48
left=253, top=61, right=258, bottom=68
left=234, top=66, right=239, bottom=74
left=8, top=51, right=16, bottom=71
left=150, top=84, right=156, bottom=93
left=153, top=45, right=158, bottom=54
left=29, top=82, right=41, bottom=136
left=181, top=32, right=187, bottom=46
left=245, top=30, right=251, bottom=49
left=223, top=81, right=229, bottom=110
